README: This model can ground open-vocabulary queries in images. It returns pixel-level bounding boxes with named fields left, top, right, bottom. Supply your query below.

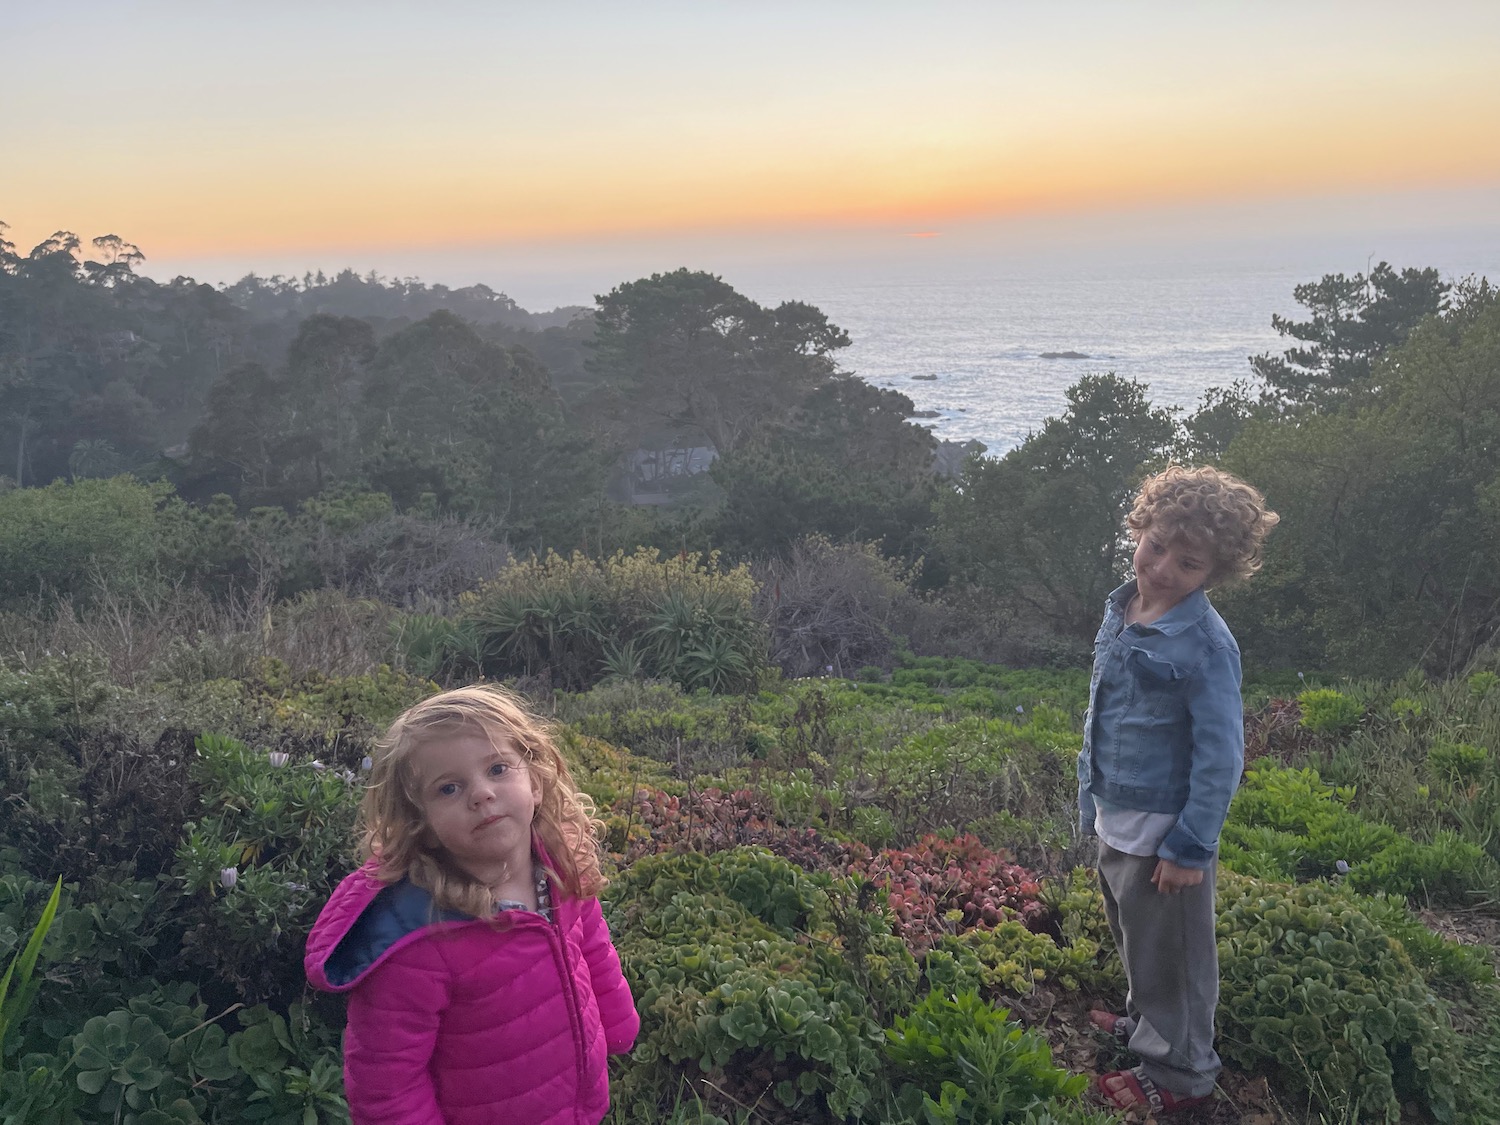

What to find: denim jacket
left=1077, top=580, right=1244, bottom=868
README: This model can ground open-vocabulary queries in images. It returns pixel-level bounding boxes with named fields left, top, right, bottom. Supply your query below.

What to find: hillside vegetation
left=3, top=229, right=1500, bottom=1122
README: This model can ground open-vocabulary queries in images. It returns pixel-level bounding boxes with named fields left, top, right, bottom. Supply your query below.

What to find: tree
left=1224, top=278, right=1500, bottom=675
left=709, top=376, right=939, bottom=559
left=83, top=234, right=145, bottom=287
left=282, top=314, right=377, bottom=490
left=363, top=311, right=554, bottom=443
left=460, top=395, right=610, bottom=549
left=361, top=312, right=605, bottom=545
left=1181, top=379, right=1258, bottom=461
left=186, top=362, right=289, bottom=497
left=0, top=228, right=179, bottom=485
left=936, top=373, right=1179, bottom=643
left=1251, top=262, right=1448, bottom=415
left=0, top=233, right=90, bottom=485
left=588, top=269, right=849, bottom=457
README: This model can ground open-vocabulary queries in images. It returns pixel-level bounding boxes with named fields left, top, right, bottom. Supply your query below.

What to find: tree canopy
left=1251, top=261, right=1448, bottom=415
left=8, top=216, right=1498, bottom=678
left=936, top=373, right=1178, bottom=643
left=588, top=268, right=851, bottom=456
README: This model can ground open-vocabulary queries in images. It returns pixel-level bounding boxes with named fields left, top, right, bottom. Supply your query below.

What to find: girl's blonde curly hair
left=1126, top=465, right=1279, bottom=588
left=358, top=684, right=605, bottom=918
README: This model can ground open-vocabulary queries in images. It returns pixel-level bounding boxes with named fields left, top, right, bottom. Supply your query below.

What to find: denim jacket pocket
left=1127, top=646, right=1187, bottom=685
left=1127, top=647, right=1190, bottom=720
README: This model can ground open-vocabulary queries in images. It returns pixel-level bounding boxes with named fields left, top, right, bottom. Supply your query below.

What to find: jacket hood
left=305, top=835, right=563, bottom=992
left=306, top=861, right=427, bottom=992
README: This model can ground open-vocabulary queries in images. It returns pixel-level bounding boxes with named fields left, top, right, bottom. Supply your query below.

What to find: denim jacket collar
left=1108, top=580, right=1213, bottom=637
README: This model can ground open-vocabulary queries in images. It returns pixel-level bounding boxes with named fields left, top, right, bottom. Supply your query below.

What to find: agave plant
left=469, top=585, right=608, bottom=686
left=680, top=632, right=755, bottom=694
left=600, top=638, right=649, bottom=683
left=640, top=586, right=766, bottom=691
left=473, top=589, right=564, bottom=677
left=642, top=588, right=707, bottom=681
left=550, top=586, right=607, bottom=688
left=390, top=612, right=459, bottom=680
left=444, top=618, right=489, bottom=676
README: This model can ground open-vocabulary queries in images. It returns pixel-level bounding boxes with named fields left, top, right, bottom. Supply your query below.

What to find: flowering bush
left=176, top=733, right=359, bottom=1002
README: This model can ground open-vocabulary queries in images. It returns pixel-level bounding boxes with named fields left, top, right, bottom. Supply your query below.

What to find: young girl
left=305, top=685, right=639, bottom=1125
left=1076, top=466, right=1277, bottom=1116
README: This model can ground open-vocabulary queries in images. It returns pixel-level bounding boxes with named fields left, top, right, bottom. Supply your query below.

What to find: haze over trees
left=2, top=218, right=1497, bottom=675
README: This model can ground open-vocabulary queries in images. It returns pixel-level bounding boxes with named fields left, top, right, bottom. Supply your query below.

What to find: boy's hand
left=1151, top=859, right=1204, bottom=894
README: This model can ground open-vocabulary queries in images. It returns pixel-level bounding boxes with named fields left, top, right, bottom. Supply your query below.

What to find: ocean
left=729, top=231, right=1500, bottom=454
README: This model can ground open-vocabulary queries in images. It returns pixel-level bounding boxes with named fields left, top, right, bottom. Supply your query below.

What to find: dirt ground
left=1417, top=905, right=1500, bottom=974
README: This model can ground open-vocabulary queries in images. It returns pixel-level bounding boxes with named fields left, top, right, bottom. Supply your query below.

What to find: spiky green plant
left=0, top=877, right=63, bottom=1063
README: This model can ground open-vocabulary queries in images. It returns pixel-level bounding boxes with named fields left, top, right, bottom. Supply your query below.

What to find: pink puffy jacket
left=305, top=846, right=639, bottom=1125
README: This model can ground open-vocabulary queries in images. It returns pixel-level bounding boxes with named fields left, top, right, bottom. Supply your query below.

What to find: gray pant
left=1097, top=841, right=1221, bottom=1098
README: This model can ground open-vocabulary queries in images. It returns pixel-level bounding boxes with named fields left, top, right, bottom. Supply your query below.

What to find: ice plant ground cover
left=1, top=644, right=1499, bottom=1123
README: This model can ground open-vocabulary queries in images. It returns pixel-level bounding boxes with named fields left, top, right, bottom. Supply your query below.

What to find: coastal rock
left=1039, top=350, right=1090, bottom=360
left=910, top=373, right=938, bottom=381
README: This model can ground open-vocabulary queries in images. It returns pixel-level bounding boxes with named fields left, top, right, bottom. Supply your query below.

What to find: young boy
left=1078, top=465, right=1278, bottom=1115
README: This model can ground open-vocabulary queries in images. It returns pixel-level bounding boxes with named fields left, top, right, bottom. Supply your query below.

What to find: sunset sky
left=5, top=0, right=1499, bottom=303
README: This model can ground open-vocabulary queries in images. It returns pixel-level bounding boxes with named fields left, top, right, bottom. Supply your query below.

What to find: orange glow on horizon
left=7, top=2, right=1500, bottom=272
left=7, top=63, right=1499, bottom=265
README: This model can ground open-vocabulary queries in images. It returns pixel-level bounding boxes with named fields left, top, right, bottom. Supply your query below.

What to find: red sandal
left=1088, top=1009, right=1131, bottom=1046
left=1095, top=1066, right=1212, bottom=1116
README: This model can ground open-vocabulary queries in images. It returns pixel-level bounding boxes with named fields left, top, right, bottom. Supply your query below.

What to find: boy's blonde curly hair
left=1126, top=465, right=1279, bottom=588
left=358, top=683, right=605, bottom=918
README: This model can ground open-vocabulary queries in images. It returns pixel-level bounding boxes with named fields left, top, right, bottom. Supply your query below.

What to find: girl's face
left=1132, top=528, right=1210, bottom=610
left=414, top=730, right=541, bottom=887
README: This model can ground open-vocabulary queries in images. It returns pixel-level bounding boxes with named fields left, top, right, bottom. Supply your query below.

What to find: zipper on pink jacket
left=538, top=902, right=590, bottom=1115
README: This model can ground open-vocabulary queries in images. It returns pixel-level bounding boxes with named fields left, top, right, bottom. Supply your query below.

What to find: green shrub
left=1, top=986, right=352, bottom=1125
left=1429, top=741, right=1492, bottom=786
left=0, top=477, right=184, bottom=605
left=1216, top=873, right=1469, bottom=1123
left=1349, top=892, right=1496, bottom=986
left=1223, top=764, right=1493, bottom=904
left=884, top=989, right=1093, bottom=1125
left=1467, top=671, right=1499, bottom=699
left=0, top=1058, right=78, bottom=1125
left=68, top=982, right=240, bottom=1124
left=558, top=677, right=769, bottom=770
left=0, top=652, right=206, bottom=889
left=175, top=733, right=359, bottom=1003
left=857, top=713, right=1077, bottom=841
left=262, top=660, right=435, bottom=735
left=606, top=848, right=896, bottom=1122
left=461, top=549, right=764, bottom=692
left=1297, top=688, right=1364, bottom=736
left=925, top=920, right=1107, bottom=998
left=220, top=1003, right=350, bottom=1125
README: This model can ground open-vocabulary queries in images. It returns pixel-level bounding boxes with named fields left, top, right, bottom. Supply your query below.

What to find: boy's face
left=1132, top=527, right=1210, bottom=610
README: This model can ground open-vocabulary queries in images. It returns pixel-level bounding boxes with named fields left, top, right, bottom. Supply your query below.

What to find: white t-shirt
left=1094, top=797, right=1176, bottom=858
